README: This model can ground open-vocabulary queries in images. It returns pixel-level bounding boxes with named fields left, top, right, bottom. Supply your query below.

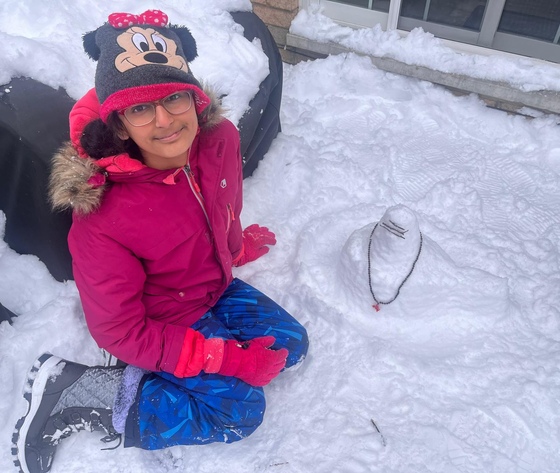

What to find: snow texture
left=1, top=1, right=560, bottom=473
left=291, top=6, right=560, bottom=93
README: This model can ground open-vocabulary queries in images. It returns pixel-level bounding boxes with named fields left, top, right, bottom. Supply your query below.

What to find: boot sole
left=12, top=353, right=62, bottom=473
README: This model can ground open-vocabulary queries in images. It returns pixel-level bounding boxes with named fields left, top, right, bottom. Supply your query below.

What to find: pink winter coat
left=50, top=89, right=243, bottom=373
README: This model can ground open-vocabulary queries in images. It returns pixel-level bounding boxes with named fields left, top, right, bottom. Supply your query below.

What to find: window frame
left=314, top=0, right=391, bottom=29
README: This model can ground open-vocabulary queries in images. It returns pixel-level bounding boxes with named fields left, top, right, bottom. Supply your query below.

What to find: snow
left=1, top=1, right=560, bottom=473
left=290, top=6, right=560, bottom=93
left=361, top=205, right=423, bottom=305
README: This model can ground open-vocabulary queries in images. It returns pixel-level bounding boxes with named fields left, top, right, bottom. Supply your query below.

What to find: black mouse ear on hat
left=169, top=25, right=198, bottom=62
left=83, top=29, right=101, bottom=61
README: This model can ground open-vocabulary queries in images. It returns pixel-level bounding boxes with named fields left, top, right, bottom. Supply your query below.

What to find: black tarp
left=0, top=302, right=16, bottom=324
left=230, top=11, right=283, bottom=178
left=0, top=12, right=282, bottom=285
left=0, top=78, right=75, bottom=282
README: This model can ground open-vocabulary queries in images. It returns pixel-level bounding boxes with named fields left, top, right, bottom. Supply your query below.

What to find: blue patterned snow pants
left=124, top=278, right=309, bottom=449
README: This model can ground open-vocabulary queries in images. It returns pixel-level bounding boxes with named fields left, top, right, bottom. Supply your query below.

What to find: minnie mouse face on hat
left=114, top=25, right=188, bottom=73
left=108, top=11, right=188, bottom=74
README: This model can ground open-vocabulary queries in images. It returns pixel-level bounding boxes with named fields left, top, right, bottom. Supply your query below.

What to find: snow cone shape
left=368, top=205, right=422, bottom=310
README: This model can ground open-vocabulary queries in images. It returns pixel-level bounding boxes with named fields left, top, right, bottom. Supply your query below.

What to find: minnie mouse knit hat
left=83, top=10, right=211, bottom=122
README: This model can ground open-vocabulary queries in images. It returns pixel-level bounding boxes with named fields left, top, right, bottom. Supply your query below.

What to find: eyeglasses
left=120, top=91, right=193, bottom=127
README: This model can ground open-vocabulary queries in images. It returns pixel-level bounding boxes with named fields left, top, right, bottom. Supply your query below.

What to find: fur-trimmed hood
left=49, top=86, right=225, bottom=216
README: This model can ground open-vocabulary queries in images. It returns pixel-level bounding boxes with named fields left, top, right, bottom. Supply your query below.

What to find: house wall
left=250, top=0, right=319, bottom=63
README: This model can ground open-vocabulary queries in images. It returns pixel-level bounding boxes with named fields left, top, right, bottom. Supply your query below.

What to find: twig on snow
left=370, top=418, right=387, bottom=447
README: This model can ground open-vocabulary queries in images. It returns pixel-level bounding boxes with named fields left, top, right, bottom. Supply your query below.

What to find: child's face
left=119, top=95, right=199, bottom=170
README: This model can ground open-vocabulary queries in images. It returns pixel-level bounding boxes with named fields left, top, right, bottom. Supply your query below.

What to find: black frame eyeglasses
left=119, top=91, right=193, bottom=127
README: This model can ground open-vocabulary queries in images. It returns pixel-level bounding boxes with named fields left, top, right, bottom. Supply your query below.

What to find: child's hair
left=80, top=115, right=141, bottom=161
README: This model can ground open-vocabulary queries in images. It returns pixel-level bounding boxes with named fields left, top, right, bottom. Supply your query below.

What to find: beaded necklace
left=367, top=221, right=423, bottom=311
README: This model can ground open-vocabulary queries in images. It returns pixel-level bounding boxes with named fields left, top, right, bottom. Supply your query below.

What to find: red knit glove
left=218, top=336, right=288, bottom=386
left=233, top=224, right=276, bottom=267
left=173, top=329, right=225, bottom=378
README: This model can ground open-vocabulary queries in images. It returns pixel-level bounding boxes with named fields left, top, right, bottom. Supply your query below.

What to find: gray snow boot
left=12, top=353, right=124, bottom=473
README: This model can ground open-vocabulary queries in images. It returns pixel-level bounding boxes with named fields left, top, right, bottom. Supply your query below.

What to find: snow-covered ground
left=1, top=1, right=560, bottom=472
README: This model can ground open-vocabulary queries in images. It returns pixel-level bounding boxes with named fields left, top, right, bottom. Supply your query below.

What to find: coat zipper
left=183, top=165, right=211, bottom=230
left=225, top=203, right=235, bottom=233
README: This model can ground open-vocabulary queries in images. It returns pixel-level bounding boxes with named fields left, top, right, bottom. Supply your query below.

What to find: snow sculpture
left=339, top=205, right=422, bottom=311
left=367, top=205, right=422, bottom=310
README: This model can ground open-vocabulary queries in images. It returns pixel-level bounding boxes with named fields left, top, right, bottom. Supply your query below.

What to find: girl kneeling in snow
left=13, top=10, right=308, bottom=473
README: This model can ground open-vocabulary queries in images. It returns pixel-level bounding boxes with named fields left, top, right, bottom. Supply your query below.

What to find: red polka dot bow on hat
left=108, top=10, right=169, bottom=28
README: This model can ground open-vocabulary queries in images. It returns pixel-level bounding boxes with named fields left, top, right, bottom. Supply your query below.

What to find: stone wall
left=250, top=0, right=316, bottom=63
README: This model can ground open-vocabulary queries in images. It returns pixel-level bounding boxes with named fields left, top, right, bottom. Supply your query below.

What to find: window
left=320, top=0, right=560, bottom=63
left=334, top=0, right=389, bottom=12
left=498, top=0, right=560, bottom=43
left=400, top=0, right=488, bottom=31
